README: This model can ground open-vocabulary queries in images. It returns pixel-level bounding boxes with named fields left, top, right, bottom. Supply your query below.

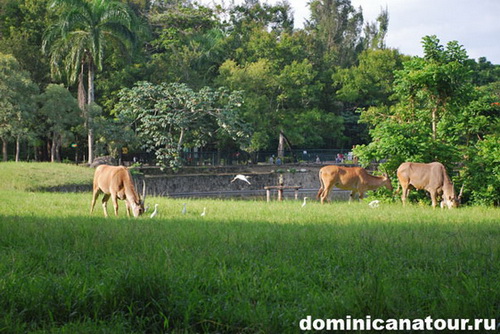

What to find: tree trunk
left=78, top=64, right=87, bottom=110
left=2, top=138, right=7, bottom=161
left=278, top=130, right=285, bottom=158
left=177, top=128, right=185, bottom=152
left=15, top=135, right=20, bottom=162
left=87, top=59, right=95, bottom=164
left=55, top=135, right=61, bottom=162
left=47, top=141, right=51, bottom=161
left=431, top=107, right=437, bottom=141
left=77, top=64, right=90, bottom=164
left=51, top=135, right=56, bottom=162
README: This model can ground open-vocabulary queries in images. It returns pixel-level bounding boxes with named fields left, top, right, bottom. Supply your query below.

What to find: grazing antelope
left=397, top=162, right=462, bottom=209
left=90, top=165, right=146, bottom=218
left=317, top=165, right=393, bottom=204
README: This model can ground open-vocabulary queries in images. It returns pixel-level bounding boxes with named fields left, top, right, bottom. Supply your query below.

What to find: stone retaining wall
left=140, top=165, right=350, bottom=201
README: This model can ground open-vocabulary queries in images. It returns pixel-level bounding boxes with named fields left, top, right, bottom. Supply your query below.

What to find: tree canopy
left=354, top=36, right=499, bottom=205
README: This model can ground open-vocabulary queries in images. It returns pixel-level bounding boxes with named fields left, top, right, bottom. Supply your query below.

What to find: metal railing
left=121, top=149, right=357, bottom=166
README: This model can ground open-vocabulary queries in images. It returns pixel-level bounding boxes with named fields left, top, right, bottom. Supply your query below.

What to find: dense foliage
left=116, top=81, right=250, bottom=169
left=354, top=36, right=500, bottom=205
left=0, top=0, right=499, bottom=203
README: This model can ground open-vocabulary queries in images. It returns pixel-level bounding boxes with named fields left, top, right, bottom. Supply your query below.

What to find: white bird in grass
left=181, top=203, right=187, bottom=214
left=230, top=174, right=251, bottom=185
left=302, top=197, right=308, bottom=207
left=200, top=207, right=206, bottom=217
left=368, top=200, right=380, bottom=208
left=150, top=204, right=159, bottom=218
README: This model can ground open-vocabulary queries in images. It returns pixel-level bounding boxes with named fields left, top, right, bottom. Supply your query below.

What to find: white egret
left=200, top=207, right=206, bottom=216
left=150, top=204, right=159, bottom=218
left=230, top=174, right=251, bottom=185
left=368, top=200, right=380, bottom=208
left=301, top=197, right=308, bottom=207
left=181, top=203, right=187, bottom=214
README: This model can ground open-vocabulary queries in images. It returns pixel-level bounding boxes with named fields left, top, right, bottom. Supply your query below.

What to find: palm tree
left=43, top=0, right=140, bottom=163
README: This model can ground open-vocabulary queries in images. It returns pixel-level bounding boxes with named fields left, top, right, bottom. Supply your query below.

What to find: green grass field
left=0, top=163, right=499, bottom=333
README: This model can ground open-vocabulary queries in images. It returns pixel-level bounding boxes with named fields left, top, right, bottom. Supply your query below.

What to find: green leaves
left=0, top=53, right=38, bottom=142
left=116, top=82, right=250, bottom=169
left=37, top=84, right=81, bottom=133
left=334, top=49, right=407, bottom=106
left=43, top=0, right=140, bottom=84
left=355, top=36, right=499, bottom=205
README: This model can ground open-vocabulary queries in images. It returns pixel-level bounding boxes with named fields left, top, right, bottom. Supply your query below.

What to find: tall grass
left=0, top=190, right=499, bottom=333
left=0, top=163, right=498, bottom=333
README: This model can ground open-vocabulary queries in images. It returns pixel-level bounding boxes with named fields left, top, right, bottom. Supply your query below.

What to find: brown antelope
left=90, top=165, right=146, bottom=217
left=397, top=162, right=462, bottom=209
left=317, top=165, right=393, bottom=204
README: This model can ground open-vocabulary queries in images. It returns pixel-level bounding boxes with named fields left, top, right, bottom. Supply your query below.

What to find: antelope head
left=382, top=173, right=393, bottom=191
left=131, top=179, right=147, bottom=218
left=441, top=183, right=462, bottom=209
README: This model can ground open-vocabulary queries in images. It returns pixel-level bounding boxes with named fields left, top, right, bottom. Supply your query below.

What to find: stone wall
left=140, top=165, right=350, bottom=201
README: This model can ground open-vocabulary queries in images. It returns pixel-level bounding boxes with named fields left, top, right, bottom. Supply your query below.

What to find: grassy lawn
left=0, top=162, right=94, bottom=192
left=0, top=163, right=498, bottom=333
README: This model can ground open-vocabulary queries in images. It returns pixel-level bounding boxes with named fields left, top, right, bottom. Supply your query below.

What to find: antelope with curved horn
left=317, top=165, right=393, bottom=204
left=90, top=165, right=146, bottom=218
left=397, top=162, right=460, bottom=209
left=443, top=184, right=464, bottom=208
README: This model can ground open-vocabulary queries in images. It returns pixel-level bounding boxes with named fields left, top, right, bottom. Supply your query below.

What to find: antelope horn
left=142, top=179, right=147, bottom=203
left=458, top=184, right=464, bottom=200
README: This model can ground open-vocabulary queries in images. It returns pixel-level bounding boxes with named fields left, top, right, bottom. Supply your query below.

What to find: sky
left=203, top=0, right=500, bottom=64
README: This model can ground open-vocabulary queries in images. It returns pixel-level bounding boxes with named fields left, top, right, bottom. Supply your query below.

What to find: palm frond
left=43, top=0, right=142, bottom=86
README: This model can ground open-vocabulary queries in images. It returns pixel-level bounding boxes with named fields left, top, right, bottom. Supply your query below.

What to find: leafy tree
left=277, top=59, right=344, bottom=147
left=467, top=57, right=500, bottom=86
left=462, top=132, right=500, bottom=205
left=0, top=0, right=51, bottom=86
left=334, top=49, right=407, bottom=107
left=37, top=84, right=81, bottom=162
left=0, top=53, right=38, bottom=161
left=115, top=82, right=250, bottom=169
left=218, top=55, right=345, bottom=152
left=217, top=58, right=278, bottom=152
left=354, top=36, right=499, bottom=205
left=306, top=0, right=364, bottom=68
left=333, top=49, right=408, bottom=146
left=394, top=35, right=472, bottom=141
left=456, top=82, right=500, bottom=205
left=221, top=0, right=299, bottom=71
left=226, top=0, right=294, bottom=38
left=361, top=7, right=389, bottom=50
left=355, top=36, right=474, bottom=168
left=43, top=0, right=142, bottom=163
left=147, top=2, right=222, bottom=87
left=93, top=113, right=136, bottom=162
